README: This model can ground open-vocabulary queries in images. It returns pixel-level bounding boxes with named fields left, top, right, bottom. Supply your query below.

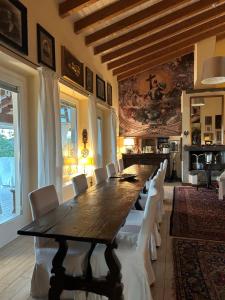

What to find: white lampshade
left=191, top=97, right=205, bottom=106
left=124, top=138, right=134, bottom=146
left=201, top=56, right=225, bottom=84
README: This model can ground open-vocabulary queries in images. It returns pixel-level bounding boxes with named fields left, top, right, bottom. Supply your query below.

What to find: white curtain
left=110, top=108, right=117, bottom=165
left=37, top=67, right=63, bottom=201
left=88, top=94, right=98, bottom=168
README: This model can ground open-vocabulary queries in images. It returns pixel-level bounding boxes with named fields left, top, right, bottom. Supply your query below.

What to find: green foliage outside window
left=0, top=135, right=14, bottom=157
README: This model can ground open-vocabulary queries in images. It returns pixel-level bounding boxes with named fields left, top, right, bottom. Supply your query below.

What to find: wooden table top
left=18, top=165, right=157, bottom=244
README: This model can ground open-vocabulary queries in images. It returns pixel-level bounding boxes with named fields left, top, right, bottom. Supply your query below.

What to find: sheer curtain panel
left=88, top=94, right=98, bottom=168
left=110, top=108, right=117, bottom=165
left=37, top=67, right=63, bottom=201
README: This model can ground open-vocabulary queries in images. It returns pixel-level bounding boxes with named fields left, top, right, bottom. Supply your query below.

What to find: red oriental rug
left=173, top=238, right=225, bottom=300
left=170, top=186, right=225, bottom=241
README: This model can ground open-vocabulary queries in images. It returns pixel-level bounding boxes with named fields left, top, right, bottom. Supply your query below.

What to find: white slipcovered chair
left=118, top=158, right=124, bottom=173
left=106, top=162, right=117, bottom=177
left=217, top=170, right=225, bottom=200
left=85, top=188, right=158, bottom=300
left=72, top=174, right=88, bottom=196
left=124, top=172, right=161, bottom=260
left=29, top=185, right=90, bottom=299
left=94, top=167, right=108, bottom=184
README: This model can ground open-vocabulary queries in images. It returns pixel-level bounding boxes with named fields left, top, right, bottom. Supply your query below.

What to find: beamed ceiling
left=58, top=0, right=225, bottom=81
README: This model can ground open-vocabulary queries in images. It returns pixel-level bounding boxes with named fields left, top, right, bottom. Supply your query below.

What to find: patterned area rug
left=173, top=238, right=225, bottom=300
left=170, top=186, right=225, bottom=241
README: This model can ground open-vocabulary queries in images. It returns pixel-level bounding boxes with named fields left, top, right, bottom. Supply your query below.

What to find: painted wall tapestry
left=119, top=53, right=194, bottom=137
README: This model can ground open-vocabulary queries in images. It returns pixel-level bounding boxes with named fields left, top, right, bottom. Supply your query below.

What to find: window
left=97, top=117, right=103, bottom=167
left=60, top=102, right=78, bottom=182
left=0, top=81, right=21, bottom=224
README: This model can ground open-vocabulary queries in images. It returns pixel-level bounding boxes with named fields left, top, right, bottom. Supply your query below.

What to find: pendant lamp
left=201, top=56, right=225, bottom=84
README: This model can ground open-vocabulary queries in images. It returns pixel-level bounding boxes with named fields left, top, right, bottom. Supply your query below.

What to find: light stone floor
left=0, top=184, right=177, bottom=300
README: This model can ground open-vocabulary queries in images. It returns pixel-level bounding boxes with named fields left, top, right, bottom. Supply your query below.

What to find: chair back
left=162, top=159, right=168, bottom=181
left=106, top=162, right=117, bottom=177
left=137, top=184, right=158, bottom=285
left=118, top=158, right=124, bottom=172
left=94, top=167, right=108, bottom=184
left=29, top=184, right=59, bottom=247
left=29, top=185, right=59, bottom=220
left=72, top=174, right=88, bottom=197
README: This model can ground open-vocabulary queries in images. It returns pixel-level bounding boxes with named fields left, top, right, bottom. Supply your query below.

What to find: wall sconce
left=201, top=56, right=225, bottom=84
left=81, top=129, right=89, bottom=159
left=183, top=130, right=189, bottom=137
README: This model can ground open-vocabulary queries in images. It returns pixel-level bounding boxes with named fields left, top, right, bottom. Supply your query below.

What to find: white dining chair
left=118, top=158, right=124, bottom=172
left=85, top=190, right=158, bottom=300
left=123, top=172, right=161, bottom=260
left=106, top=162, right=117, bottom=177
left=72, top=174, right=88, bottom=197
left=29, top=185, right=90, bottom=299
left=217, top=170, right=225, bottom=200
left=94, top=167, right=108, bottom=184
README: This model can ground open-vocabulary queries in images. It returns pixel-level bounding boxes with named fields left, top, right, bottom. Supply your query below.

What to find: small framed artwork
left=85, top=67, right=93, bottom=93
left=205, top=116, right=212, bottom=131
left=96, top=75, right=105, bottom=101
left=0, top=0, right=28, bottom=54
left=107, top=83, right=112, bottom=106
left=37, top=24, right=55, bottom=71
left=61, top=46, right=84, bottom=86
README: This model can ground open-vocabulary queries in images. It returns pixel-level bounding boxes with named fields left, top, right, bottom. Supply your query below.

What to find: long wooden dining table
left=18, top=164, right=157, bottom=300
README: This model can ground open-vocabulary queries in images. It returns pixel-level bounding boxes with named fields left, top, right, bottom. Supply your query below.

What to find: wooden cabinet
left=122, top=153, right=170, bottom=178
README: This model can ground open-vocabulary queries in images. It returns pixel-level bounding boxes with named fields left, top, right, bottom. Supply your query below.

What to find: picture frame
left=37, top=24, right=56, bottom=71
left=107, top=82, right=112, bottom=106
left=61, top=46, right=84, bottom=87
left=0, top=0, right=28, bottom=55
left=85, top=67, right=93, bottom=93
left=96, top=75, right=105, bottom=101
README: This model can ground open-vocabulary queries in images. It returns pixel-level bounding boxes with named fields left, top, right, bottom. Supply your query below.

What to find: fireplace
left=185, top=145, right=225, bottom=171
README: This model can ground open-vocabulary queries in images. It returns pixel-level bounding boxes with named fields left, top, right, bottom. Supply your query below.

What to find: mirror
left=190, top=96, right=223, bottom=145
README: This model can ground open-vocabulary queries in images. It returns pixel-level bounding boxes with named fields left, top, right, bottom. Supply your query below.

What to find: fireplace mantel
left=184, top=145, right=225, bottom=152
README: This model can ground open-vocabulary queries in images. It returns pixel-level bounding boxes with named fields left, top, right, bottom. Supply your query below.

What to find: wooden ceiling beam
left=117, top=47, right=194, bottom=81
left=109, top=18, right=225, bottom=70
left=59, top=0, right=98, bottom=18
left=95, top=0, right=219, bottom=54
left=85, top=0, right=188, bottom=45
left=102, top=3, right=225, bottom=62
left=113, top=22, right=225, bottom=76
left=74, top=0, right=149, bottom=33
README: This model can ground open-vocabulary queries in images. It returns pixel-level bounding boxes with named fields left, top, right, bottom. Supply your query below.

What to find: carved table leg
left=48, top=239, right=68, bottom=300
left=105, top=240, right=124, bottom=300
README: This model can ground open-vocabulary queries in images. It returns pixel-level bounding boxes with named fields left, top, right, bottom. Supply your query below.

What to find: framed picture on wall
left=107, top=83, right=112, bottom=106
left=37, top=24, right=56, bottom=70
left=85, top=67, right=93, bottom=93
left=96, top=75, right=105, bottom=101
left=61, top=46, right=84, bottom=86
left=0, top=0, right=28, bottom=54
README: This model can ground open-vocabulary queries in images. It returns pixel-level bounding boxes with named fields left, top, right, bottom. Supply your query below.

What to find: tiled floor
left=0, top=184, right=176, bottom=300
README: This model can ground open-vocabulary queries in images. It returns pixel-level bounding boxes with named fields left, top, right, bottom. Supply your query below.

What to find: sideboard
left=122, top=153, right=170, bottom=178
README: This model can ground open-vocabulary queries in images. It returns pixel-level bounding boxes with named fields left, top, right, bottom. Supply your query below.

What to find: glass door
left=0, top=81, right=21, bottom=224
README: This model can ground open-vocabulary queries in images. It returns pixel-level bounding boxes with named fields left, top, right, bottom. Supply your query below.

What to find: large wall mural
left=119, top=53, right=194, bottom=137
